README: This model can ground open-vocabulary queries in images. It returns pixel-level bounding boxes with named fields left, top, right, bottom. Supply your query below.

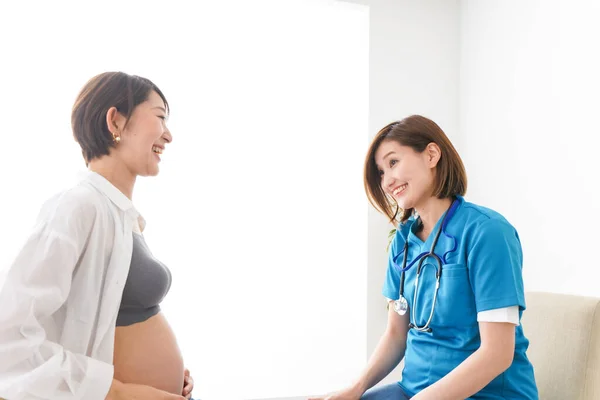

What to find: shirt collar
left=79, top=170, right=146, bottom=231
left=397, top=216, right=417, bottom=242
left=397, top=199, right=461, bottom=241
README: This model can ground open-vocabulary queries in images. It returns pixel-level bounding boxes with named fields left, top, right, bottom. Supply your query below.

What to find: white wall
left=360, top=0, right=461, bottom=384
left=459, top=0, right=600, bottom=297
left=0, top=1, right=369, bottom=399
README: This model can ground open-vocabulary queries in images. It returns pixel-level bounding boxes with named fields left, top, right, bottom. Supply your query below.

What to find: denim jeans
left=360, top=383, right=411, bottom=400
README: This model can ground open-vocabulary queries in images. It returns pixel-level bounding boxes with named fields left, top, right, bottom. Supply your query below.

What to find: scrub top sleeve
left=467, top=218, right=526, bottom=313
left=382, top=230, right=403, bottom=301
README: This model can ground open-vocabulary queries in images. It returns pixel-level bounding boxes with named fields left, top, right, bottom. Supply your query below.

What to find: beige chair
left=521, top=292, right=600, bottom=399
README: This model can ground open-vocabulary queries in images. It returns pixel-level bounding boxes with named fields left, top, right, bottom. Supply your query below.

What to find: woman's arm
left=309, top=304, right=409, bottom=399
left=412, top=322, right=515, bottom=400
left=0, top=192, right=115, bottom=400
left=352, top=304, right=410, bottom=394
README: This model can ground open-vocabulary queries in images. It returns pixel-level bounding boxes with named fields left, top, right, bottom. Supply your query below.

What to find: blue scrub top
left=383, top=196, right=538, bottom=399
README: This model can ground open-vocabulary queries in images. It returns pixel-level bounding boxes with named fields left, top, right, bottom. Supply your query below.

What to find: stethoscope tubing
left=396, top=199, right=458, bottom=333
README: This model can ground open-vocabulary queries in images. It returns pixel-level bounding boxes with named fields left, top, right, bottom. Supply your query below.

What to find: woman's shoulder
left=36, top=180, right=109, bottom=230
left=459, top=197, right=518, bottom=237
left=43, top=182, right=101, bottom=210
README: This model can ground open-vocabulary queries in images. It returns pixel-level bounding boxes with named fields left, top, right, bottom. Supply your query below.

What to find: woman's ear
left=425, top=142, right=442, bottom=168
left=105, top=106, right=124, bottom=137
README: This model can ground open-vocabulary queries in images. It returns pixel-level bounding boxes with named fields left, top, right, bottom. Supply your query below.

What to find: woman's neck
left=414, top=196, right=453, bottom=241
left=88, top=157, right=136, bottom=200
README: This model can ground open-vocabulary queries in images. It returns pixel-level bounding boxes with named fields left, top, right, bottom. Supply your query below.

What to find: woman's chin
left=138, top=166, right=160, bottom=177
left=395, top=197, right=411, bottom=211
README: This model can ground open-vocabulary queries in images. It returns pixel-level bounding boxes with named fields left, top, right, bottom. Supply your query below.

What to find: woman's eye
left=389, top=159, right=397, bottom=167
left=378, top=169, right=384, bottom=176
left=158, top=116, right=166, bottom=120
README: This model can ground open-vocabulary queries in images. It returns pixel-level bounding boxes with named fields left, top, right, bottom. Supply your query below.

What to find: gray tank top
left=116, top=233, right=172, bottom=326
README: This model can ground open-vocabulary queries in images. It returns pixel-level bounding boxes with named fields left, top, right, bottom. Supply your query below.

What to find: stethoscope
left=392, top=199, right=459, bottom=333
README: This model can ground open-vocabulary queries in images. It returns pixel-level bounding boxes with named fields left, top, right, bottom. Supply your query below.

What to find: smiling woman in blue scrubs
left=310, top=115, right=538, bottom=400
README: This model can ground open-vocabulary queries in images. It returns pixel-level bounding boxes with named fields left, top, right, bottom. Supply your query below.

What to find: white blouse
left=0, top=171, right=143, bottom=400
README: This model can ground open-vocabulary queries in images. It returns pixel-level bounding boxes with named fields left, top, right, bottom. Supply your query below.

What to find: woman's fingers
left=183, top=375, right=194, bottom=396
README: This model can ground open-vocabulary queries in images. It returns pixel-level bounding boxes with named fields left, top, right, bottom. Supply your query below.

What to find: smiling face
left=364, top=116, right=468, bottom=225
left=374, top=139, right=441, bottom=212
left=108, top=90, right=172, bottom=177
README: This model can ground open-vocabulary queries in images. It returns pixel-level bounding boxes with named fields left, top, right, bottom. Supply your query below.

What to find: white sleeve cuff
left=477, top=306, right=519, bottom=325
left=385, top=300, right=520, bottom=325
left=78, top=357, right=114, bottom=400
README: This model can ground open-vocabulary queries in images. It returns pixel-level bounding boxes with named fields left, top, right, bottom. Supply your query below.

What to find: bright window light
left=0, top=1, right=369, bottom=399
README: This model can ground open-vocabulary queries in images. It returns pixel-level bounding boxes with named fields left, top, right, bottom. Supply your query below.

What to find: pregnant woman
left=0, top=72, right=195, bottom=400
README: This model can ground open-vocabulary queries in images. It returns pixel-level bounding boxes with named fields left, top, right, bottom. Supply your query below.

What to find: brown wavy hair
left=364, top=115, right=467, bottom=226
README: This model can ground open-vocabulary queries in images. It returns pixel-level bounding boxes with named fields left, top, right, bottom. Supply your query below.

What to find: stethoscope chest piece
left=393, top=296, right=408, bottom=315
left=393, top=199, right=458, bottom=333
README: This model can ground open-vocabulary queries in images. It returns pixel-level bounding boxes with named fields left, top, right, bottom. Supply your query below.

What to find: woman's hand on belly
left=107, top=379, right=185, bottom=400
left=182, top=368, right=194, bottom=399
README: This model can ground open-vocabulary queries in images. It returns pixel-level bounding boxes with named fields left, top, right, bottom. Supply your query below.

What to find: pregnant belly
left=113, top=312, right=184, bottom=395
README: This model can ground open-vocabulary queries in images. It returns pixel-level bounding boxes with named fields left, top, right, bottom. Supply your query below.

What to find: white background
left=2, top=0, right=599, bottom=398
left=0, top=1, right=369, bottom=399
left=459, top=0, right=600, bottom=298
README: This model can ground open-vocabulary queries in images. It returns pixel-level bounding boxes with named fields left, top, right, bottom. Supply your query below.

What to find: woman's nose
left=163, top=129, right=173, bottom=144
left=383, top=174, right=396, bottom=191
